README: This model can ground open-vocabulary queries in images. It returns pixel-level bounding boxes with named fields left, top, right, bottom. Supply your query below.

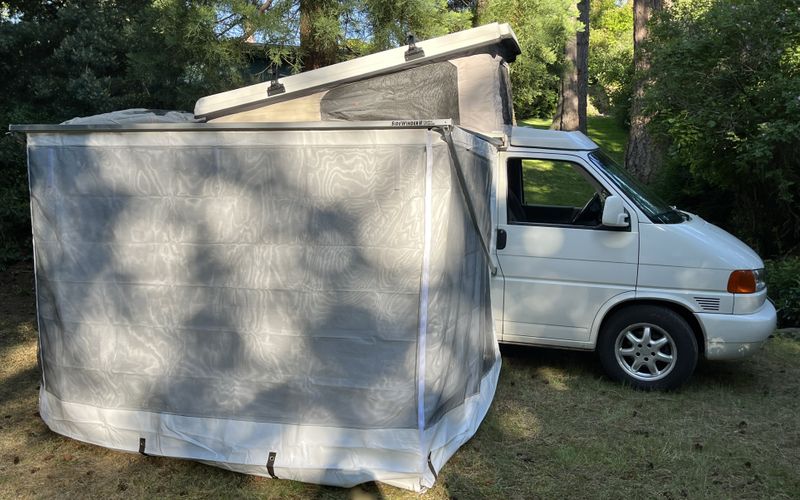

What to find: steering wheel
left=571, top=192, right=603, bottom=225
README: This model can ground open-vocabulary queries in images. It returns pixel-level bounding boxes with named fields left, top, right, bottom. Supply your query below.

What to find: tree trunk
left=299, top=0, right=339, bottom=70
left=552, top=0, right=589, bottom=133
left=576, top=0, right=589, bottom=134
left=625, top=0, right=668, bottom=183
left=551, top=35, right=579, bottom=131
left=472, top=0, right=488, bottom=27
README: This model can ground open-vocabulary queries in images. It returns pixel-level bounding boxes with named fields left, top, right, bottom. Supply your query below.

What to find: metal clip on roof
left=267, top=66, right=285, bottom=96
left=404, top=33, right=425, bottom=61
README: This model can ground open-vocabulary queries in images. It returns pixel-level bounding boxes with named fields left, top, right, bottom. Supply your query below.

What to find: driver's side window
left=507, top=158, right=605, bottom=227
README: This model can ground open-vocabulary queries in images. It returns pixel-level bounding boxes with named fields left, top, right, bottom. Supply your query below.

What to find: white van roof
left=509, top=126, right=599, bottom=151
left=195, top=23, right=520, bottom=120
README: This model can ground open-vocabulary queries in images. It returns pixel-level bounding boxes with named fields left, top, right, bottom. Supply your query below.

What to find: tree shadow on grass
left=499, top=343, right=601, bottom=379
left=499, top=340, right=777, bottom=393
left=690, top=356, right=766, bottom=391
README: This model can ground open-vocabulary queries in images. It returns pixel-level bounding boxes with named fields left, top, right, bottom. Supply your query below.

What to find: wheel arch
left=589, top=295, right=706, bottom=356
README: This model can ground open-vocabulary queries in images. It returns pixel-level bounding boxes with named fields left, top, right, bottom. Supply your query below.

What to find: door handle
left=497, top=229, right=507, bottom=250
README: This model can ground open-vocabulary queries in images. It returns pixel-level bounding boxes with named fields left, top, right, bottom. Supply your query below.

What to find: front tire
left=598, top=305, right=698, bottom=390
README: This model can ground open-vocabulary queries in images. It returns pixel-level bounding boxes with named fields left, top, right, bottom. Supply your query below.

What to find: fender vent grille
left=694, top=297, right=721, bottom=312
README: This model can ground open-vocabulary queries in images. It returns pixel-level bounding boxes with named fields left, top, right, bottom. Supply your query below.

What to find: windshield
left=588, top=150, right=685, bottom=224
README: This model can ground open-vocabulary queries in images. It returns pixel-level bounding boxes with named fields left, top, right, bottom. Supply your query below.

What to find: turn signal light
left=727, top=270, right=757, bottom=293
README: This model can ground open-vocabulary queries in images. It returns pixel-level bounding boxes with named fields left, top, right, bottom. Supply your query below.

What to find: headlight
left=727, top=268, right=766, bottom=294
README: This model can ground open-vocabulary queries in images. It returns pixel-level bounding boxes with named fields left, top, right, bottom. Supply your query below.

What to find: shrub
left=766, top=257, right=800, bottom=328
left=645, top=0, right=800, bottom=257
left=0, top=1, right=255, bottom=268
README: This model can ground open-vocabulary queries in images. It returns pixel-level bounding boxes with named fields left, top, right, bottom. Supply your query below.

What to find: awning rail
left=9, top=119, right=454, bottom=134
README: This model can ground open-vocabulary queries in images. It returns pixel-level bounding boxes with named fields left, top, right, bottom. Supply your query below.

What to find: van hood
left=639, top=213, right=763, bottom=271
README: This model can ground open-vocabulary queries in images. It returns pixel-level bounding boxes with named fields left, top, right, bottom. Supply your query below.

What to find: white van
left=185, top=22, right=778, bottom=390
left=491, top=126, right=777, bottom=389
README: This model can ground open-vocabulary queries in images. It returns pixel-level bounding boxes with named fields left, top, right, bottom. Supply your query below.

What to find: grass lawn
left=520, top=115, right=628, bottom=165
left=521, top=159, right=597, bottom=207
left=1, top=265, right=799, bottom=499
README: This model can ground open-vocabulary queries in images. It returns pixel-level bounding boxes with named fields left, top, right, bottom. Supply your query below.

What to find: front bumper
left=697, top=300, right=777, bottom=360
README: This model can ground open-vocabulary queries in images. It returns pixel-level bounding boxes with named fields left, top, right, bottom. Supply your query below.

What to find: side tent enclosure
left=21, top=121, right=499, bottom=491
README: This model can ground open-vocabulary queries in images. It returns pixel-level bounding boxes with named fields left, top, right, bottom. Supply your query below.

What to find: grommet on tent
left=404, top=33, right=425, bottom=61
left=266, top=451, right=278, bottom=479
left=267, top=66, right=285, bottom=96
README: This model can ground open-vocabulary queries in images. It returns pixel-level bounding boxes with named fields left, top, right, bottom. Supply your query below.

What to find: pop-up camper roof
left=195, top=23, right=521, bottom=133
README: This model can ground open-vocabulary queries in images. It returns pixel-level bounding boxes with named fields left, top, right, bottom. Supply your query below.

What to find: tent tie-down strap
left=427, top=452, right=438, bottom=480
left=138, top=438, right=148, bottom=456
left=437, top=127, right=497, bottom=276
left=266, top=452, right=278, bottom=479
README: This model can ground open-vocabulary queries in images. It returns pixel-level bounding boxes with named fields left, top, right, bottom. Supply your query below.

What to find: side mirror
left=602, top=195, right=630, bottom=227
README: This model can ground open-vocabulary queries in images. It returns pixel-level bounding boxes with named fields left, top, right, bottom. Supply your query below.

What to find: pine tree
left=552, top=0, right=589, bottom=133
left=624, top=0, right=669, bottom=182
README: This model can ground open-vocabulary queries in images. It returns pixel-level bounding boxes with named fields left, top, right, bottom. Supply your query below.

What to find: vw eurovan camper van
left=491, top=126, right=776, bottom=389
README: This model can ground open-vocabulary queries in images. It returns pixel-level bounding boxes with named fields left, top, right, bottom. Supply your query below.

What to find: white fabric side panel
left=28, top=125, right=500, bottom=492
left=450, top=126, right=498, bottom=160
left=450, top=126, right=497, bottom=240
left=30, top=134, right=428, bottom=429
left=27, top=145, right=47, bottom=391
left=422, top=354, right=500, bottom=488
left=40, top=388, right=425, bottom=490
left=39, top=363, right=500, bottom=492
left=421, top=134, right=497, bottom=423
left=451, top=54, right=506, bottom=134
left=415, top=131, right=499, bottom=490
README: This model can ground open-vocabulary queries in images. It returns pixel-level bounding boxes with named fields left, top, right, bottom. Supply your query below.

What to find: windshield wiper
left=652, top=207, right=687, bottom=223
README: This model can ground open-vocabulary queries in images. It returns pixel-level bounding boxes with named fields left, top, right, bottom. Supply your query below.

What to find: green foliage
left=364, top=0, right=472, bottom=51
left=588, top=0, right=633, bottom=124
left=129, top=1, right=261, bottom=110
left=645, top=0, right=800, bottom=256
left=766, top=257, right=800, bottom=328
left=481, top=0, right=577, bottom=118
left=0, top=0, right=265, bottom=267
